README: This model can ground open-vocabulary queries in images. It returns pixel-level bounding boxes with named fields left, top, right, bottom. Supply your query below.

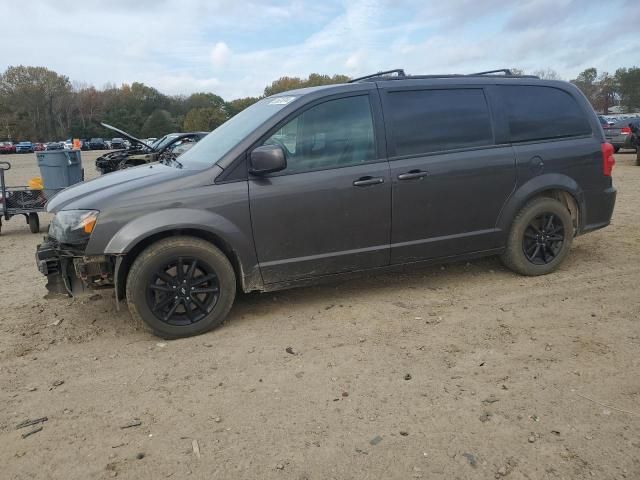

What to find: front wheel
left=126, top=237, right=236, bottom=338
left=500, top=197, right=574, bottom=276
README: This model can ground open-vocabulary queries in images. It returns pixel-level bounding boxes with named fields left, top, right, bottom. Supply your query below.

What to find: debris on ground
left=192, top=439, right=201, bottom=459
left=285, top=346, right=296, bottom=355
left=120, top=419, right=142, bottom=429
left=21, top=426, right=43, bottom=439
left=16, top=417, right=48, bottom=429
left=482, top=395, right=500, bottom=405
left=404, top=374, right=412, bottom=380
left=462, top=452, right=477, bottom=467
left=370, top=435, right=383, bottom=445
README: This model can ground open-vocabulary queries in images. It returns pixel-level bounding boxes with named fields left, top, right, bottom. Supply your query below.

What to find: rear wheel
left=500, top=197, right=573, bottom=276
left=126, top=237, right=236, bottom=338
left=28, top=213, right=39, bottom=233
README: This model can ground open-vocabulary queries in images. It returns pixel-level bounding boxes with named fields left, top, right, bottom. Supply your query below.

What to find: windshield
left=177, top=96, right=297, bottom=168
left=150, top=134, right=178, bottom=151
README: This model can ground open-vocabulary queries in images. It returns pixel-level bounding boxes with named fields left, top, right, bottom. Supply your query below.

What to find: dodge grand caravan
left=36, top=69, right=617, bottom=338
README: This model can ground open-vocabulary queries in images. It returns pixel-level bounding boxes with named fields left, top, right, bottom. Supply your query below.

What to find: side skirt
left=257, top=247, right=505, bottom=293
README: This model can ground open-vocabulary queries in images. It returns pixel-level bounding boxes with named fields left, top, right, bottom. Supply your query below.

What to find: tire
left=613, top=146, right=620, bottom=153
left=500, top=197, right=573, bottom=276
left=126, top=237, right=236, bottom=338
left=28, top=213, right=40, bottom=233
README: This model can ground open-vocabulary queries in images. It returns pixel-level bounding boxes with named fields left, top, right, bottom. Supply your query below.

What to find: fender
left=497, top=173, right=584, bottom=234
left=102, top=208, right=249, bottom=254
left=97, top=207, right=262, bottom=292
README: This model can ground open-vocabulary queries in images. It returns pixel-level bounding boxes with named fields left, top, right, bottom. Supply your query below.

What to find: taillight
left=601, top=143, right=615, bottom=176
left=621, top=127, right=631, bottom=135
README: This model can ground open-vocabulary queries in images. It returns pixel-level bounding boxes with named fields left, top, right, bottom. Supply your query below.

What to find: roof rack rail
left=348, top=69, right=406, bottom=83
left=349, top=68, right=540, bottom=83
left=471, top=69, right=513, bottom=75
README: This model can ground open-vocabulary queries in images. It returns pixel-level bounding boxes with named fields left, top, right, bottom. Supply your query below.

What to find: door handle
left=353, top=176, right=384, bottom=187
left=398, top=170, right=428, bottom=180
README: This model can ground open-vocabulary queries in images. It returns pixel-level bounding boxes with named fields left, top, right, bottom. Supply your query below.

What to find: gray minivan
left=36, top=69, right=617, bottom=338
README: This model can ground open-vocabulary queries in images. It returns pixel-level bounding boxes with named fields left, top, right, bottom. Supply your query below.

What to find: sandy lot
left=0, top=150, right=639, bottom=480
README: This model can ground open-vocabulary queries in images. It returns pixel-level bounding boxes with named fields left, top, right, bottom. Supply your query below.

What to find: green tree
left=571, top=68, right=599, bottom=107
left=264, top=73, right=350, bottom=96
left=615, top=67, right=640, bottom=113
left=226, top=96, right=260, bottom=116
left=183, top=106, right=227, bottom=131
left=141, top=109, right=176, bottom=138
left=0, top=65, right=72, bottom=140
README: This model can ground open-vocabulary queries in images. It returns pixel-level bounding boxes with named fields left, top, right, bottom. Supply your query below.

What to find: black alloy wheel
left=522, top=212, right=565, bottom=265
left=146, top=257, right=220, bottom=326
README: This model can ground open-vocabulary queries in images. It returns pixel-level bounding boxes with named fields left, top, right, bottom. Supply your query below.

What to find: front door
left=381, top=86, right=516, bottom=263
left=249, top=93, right=391, bottom=285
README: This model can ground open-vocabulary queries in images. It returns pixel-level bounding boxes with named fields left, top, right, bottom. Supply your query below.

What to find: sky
left=1, top=0, right=638, bottom=100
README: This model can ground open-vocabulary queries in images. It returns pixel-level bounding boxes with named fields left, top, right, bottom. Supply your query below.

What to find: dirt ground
left=0, top=150, right=639, bottom=480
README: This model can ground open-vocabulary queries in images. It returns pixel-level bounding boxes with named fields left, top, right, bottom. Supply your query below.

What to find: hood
left=100, top=122, right=151, bottom=150
left=46, top=163, right=200, bottom=212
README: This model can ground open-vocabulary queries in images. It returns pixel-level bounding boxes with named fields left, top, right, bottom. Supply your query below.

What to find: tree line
left=0, top=65, right=637, bottom=142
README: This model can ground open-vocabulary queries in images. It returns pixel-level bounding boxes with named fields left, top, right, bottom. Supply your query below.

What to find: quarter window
left=387, top=89, right=494, bottom=157
left=263, top=95, right=376, bottom=174
left=500, top=86, right=592, bottom=142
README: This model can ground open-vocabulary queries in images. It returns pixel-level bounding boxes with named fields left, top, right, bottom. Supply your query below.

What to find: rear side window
left=386, top=89, right=493, bottom=157
left=500, top=86, right=592, bottom=142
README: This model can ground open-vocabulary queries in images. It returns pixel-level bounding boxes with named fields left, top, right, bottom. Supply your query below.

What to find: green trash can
left=36, top=150, right=84, bottom=198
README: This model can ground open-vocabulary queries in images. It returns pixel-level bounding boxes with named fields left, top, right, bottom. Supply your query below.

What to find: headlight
left=49, top=210, right=99, bottom=245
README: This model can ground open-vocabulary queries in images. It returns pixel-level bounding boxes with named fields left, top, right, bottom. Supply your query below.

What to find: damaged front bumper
left=36, top=237, right=116, bottom=297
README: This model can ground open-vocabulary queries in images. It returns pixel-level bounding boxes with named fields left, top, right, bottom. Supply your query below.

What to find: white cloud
left=0, top=0, right=638, bottom=99
left=210, top=42, right=231, bottom=68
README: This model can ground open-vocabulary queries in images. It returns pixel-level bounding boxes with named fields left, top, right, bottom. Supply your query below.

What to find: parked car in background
left=46, top=142, right=64, bottom=151
left=80, top=139, right=90, bottom=151
left=604, top=117, right=640, bottom=152
left=88, top=138, right=107, bottom=150
left=0, top=142, right=16, bottom=154
left=95, top=123, right=208, bottom=174
left=15, top=141, right=34, bottom=153
left=34, top=143, right=46, bottom=151
left=37, top=70, right=616, bottom=338
left=111, top=138, right=125, bottom=149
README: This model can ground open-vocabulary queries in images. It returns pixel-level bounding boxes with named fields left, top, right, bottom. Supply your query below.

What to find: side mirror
left=249, top=145, right=286, bottom=175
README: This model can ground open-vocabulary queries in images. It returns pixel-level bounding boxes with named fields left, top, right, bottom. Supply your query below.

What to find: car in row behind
left=604, top=117, right=640, bottom=152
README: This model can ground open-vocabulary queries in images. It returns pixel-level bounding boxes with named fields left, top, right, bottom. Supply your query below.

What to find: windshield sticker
left=269, top=96, right=296, bottom=105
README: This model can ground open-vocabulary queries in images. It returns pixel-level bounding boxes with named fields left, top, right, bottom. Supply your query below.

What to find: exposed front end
left=35, top=210, right=116, bottom=296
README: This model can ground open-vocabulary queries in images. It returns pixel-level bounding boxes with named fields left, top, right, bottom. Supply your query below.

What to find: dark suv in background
left=88, top=138, right=107, bottom=150
left=36, top=69, right=616, bottom=338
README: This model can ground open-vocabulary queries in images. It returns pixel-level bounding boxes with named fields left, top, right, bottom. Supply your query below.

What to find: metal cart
left=0, top=161, right=58, bottom=234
